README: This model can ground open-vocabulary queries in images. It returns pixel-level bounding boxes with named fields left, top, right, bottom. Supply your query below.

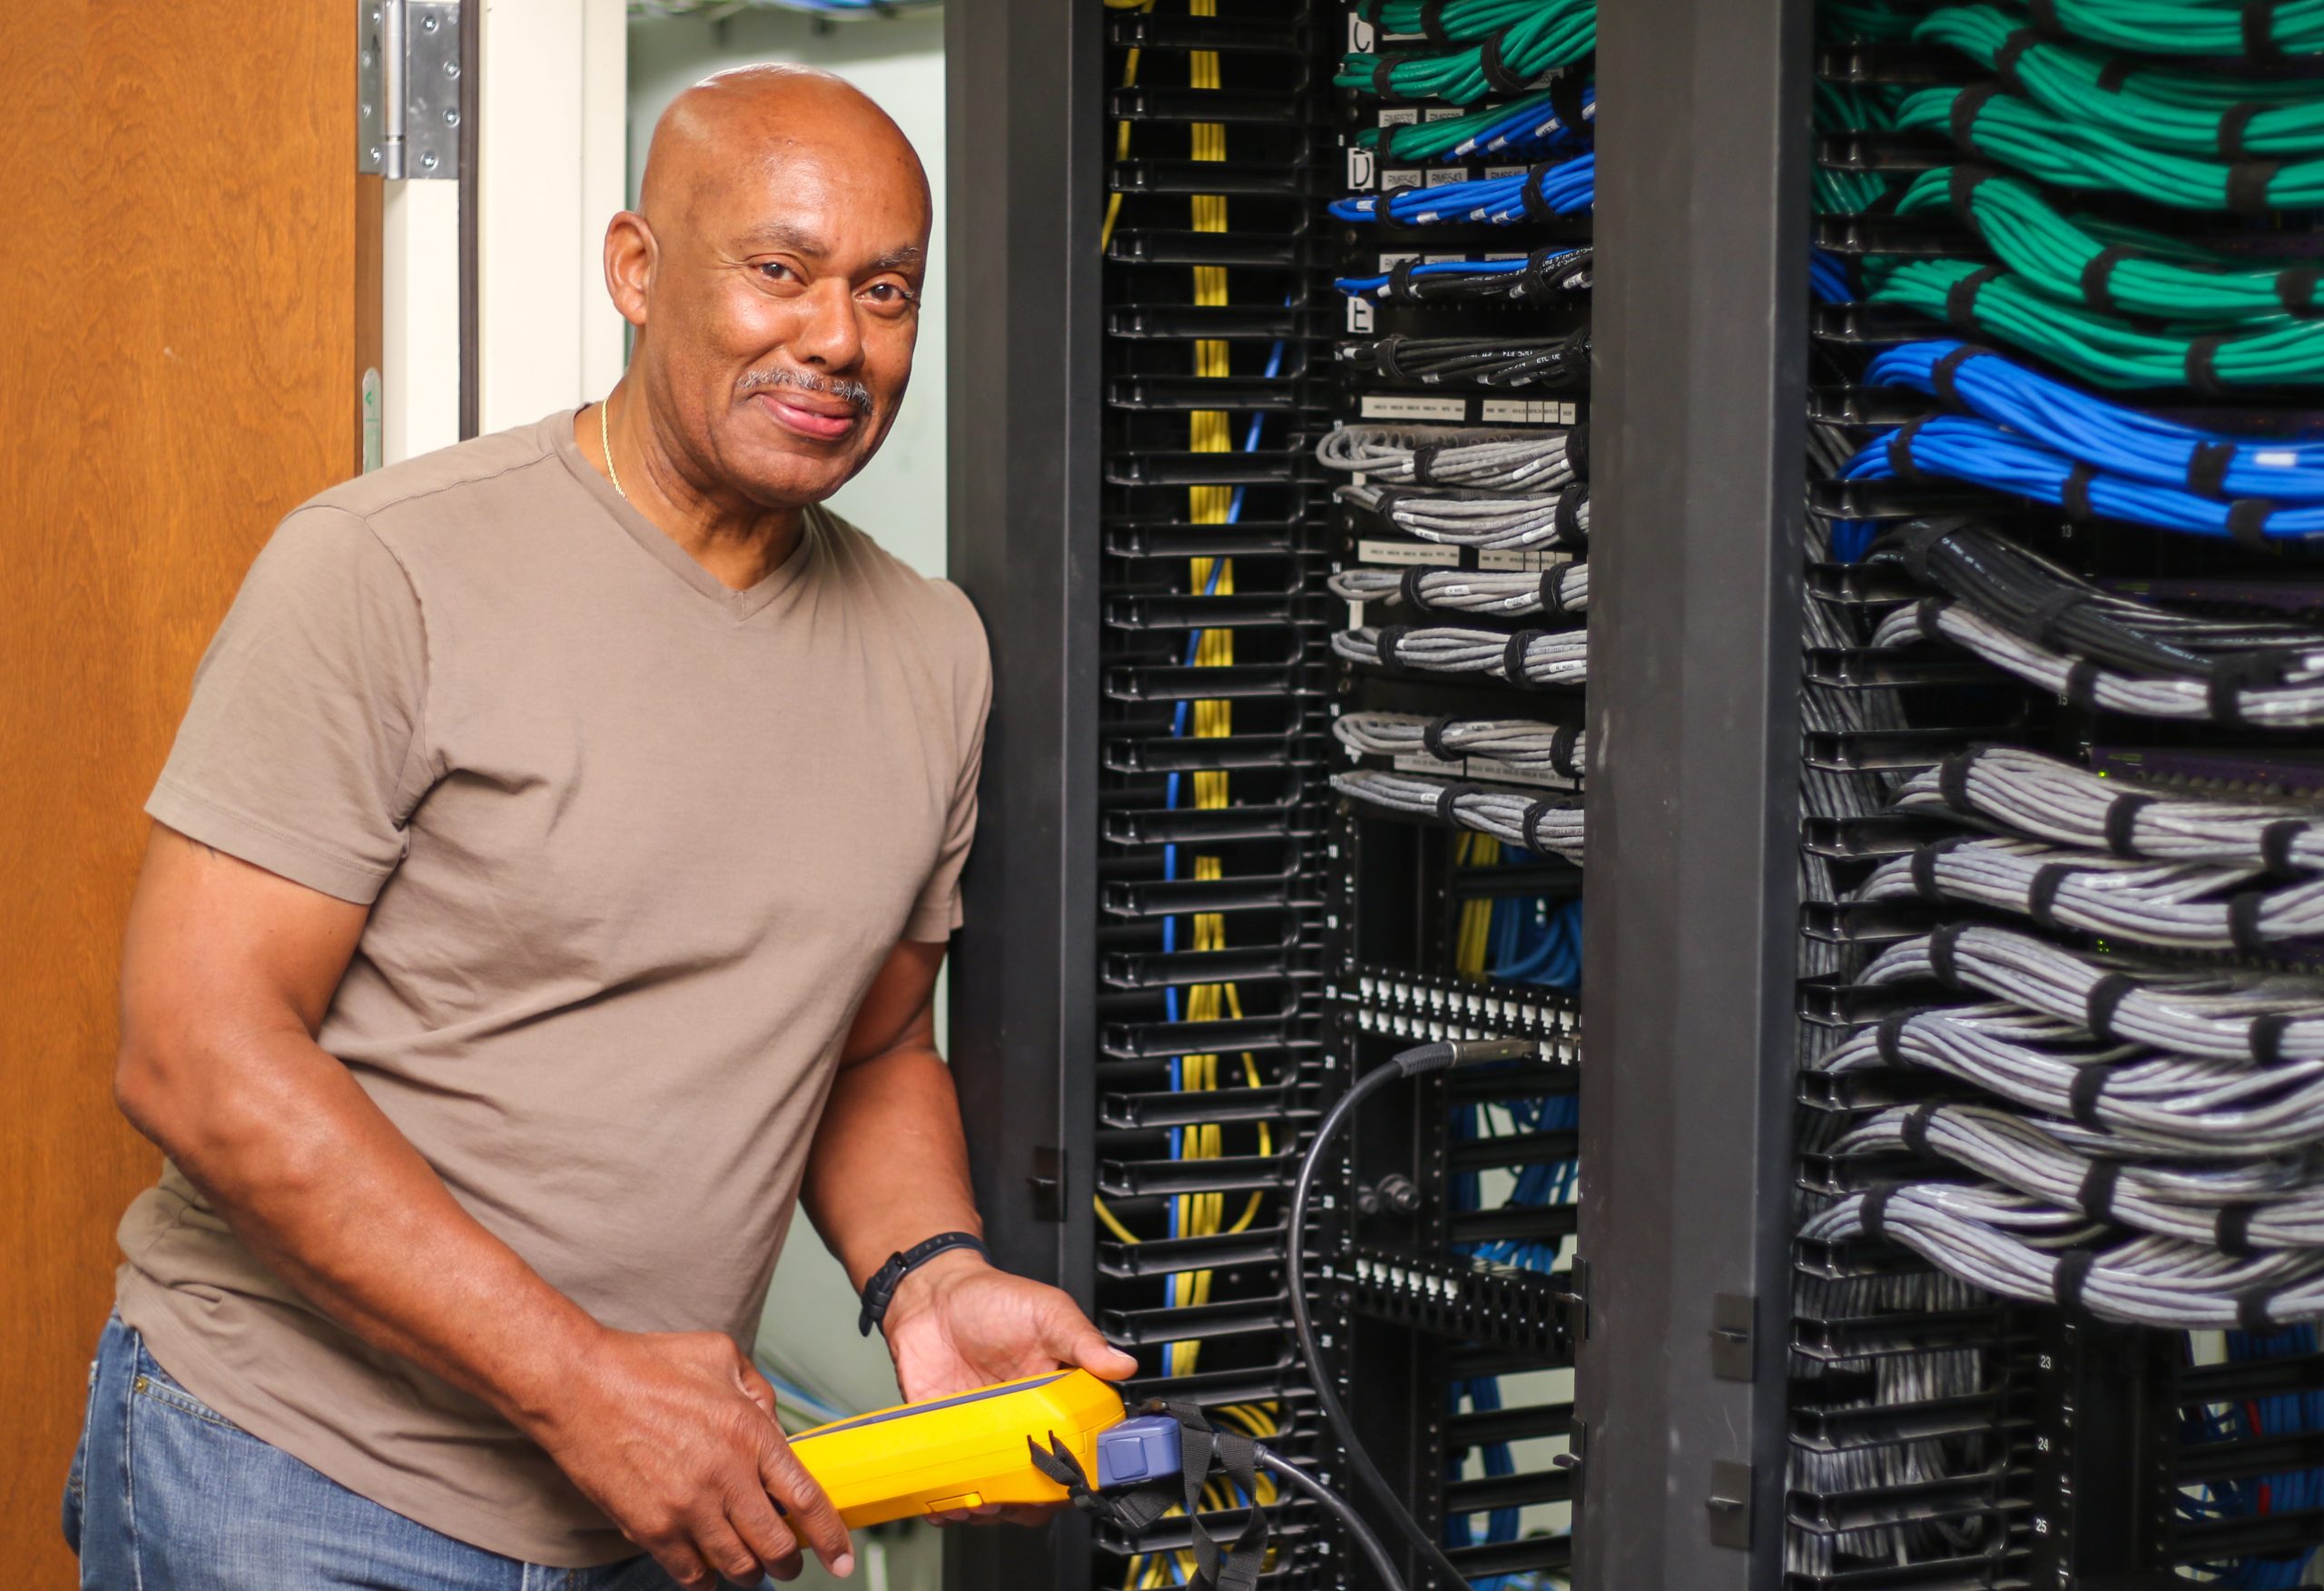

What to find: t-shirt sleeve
left=146, top=506, right=432, bottom=906
left=901, top=584, right=992, bottom=943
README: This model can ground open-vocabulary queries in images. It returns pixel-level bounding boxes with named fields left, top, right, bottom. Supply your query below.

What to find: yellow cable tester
left=786, top=1369, right=1128, bottom=1528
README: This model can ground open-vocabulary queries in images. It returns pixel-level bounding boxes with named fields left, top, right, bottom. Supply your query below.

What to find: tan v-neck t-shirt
left=113, top=411, right=990, bottom=1566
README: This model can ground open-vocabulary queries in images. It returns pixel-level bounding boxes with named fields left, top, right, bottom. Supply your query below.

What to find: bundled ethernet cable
left=1891, top=745, right=2324, bottom=873
left=1851, top=520, right=2324, bottom=724
left=1334, top=245, right=1593, bottom=304
left=1334, top=710, right=1587, bottom=781
left=1331, top=768, right=1586, bottom=863
left=1317, top=424, right=1586, bottom=493
left=1856, top=833, right=2324, bottom=955
left=1338, top=480, right=1590, bottom=552
left=1865, top=342, right=2324, bottom=503
left=1840, top=413, right=2324, bottom=545
left=1896, top=84, right=2324, bottom=211
left=1864, top=256, right=2324, bottom=390
left=1338, top=329, right=1590, bottom=389
left=1329, top=563, right=1590, bottom=618
left=1334, top=623, right=1589, bottom=686
left=1917, top=5, right=2324, bottom=161
left=1356, top=83, right=1593, bottom=162
left=1855, top=924, right=2324, bottom=1064
left=1970, top=0, right=2324, bottom=61
left=1330, top=152, right=1594, bottom=223
left=1893, top=165, right=2324, bottom=327
left=1335, top=0, right=1596, bottom=105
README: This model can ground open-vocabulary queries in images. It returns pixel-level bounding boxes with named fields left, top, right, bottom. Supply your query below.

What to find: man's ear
left=603, top=211, right=656, bottom=330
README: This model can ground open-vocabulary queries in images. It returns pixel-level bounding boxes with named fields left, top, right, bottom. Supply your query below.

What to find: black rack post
left=1574, top=2, right=1813, bottom=1588
left=941, top=4, right=1107, bottom=1588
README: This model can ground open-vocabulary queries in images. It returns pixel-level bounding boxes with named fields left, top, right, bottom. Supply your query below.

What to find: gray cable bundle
left=1856, top=834, right=2324, bottom=954
left=1329, top=770, right=1585, bottom=865
left=1333, top=624, right=1589, bottom=688
left=1817, top=1004, right=2324, bottom=1159
left=1870, top=601, right=2324, bottom=726
left=1893, top=745, right=2324, bottom=872
left=1334, top=480, right=1590, bottom=552
left=1857, top=928, right=2324, bottom=1065
left=1333, top=711, right=1585, bottom=780
left=1327, top=564, right=1590, bottom=618
left=1799, top=1180, right=2324, bottom=1332
left=1315, top=424, right=1583, bottom=494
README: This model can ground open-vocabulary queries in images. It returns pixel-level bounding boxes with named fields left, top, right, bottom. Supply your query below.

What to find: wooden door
left=0, top=7, right=378, bottom=1582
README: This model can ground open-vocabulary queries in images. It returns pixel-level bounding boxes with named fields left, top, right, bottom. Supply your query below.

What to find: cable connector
left=1392, top=1036, right=1546, bottom=1076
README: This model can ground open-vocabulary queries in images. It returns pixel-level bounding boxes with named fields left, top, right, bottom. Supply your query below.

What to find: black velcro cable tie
left=2053, top=1249, right=2096, bottom=1313
left=2063, top=658, right=2104, bottom=711
left=1927, top=920, right=1967, bottom=988
left=1371, top=485, right=1408, bottom=525
left=1911, top=836, right=1965, bottom=902
left=1888, top=416, right=1933, bottom=484
left=1900, top=1103, right=1938, bottom=1158
left=2189, top=439, right=2236, bottom=500
left=1409, top=440, right=1446, bottom=486
left=2185, top=334, right=2229, bottom=398
left=2069, top=1063, right=2110, bottom=1130
left=1422, top=714, right=1457, bottom=761
left=1374, top=623, right=1414, bottom=673
left=1931, top=342, right=1984, bottom=410
left=2062, top=461, right=2098, bottom=525
left=1522, top=798, right=1562, bottom=855
left=1389, top=256, right=1418, bottom=301
left=1519, top=163, right=1558, bottom=224
left=1418, top=0, right=1452, bottom=45
left=2103, top=792, right=2154, bottom=859
left=2078, top=1158, right=2122, bottom=1223
left=1435, top=780, right=1484, bottom=824
left=1371, top=53, right=1399, bottom=98
left=1477, top=29, right=1531, bottom=96
left=2024, top=584, right=2090, bottom=647
left=1948, top=83, right=2003, bottom=153
left=2079, top=245, right=2126, bottom=318
left=1524, top=243, right=1562, bottom=296
left=1374, top=336, right=1406, bottom=384
left=2229, top=159, right=2283, bottom=219
left=2221, top=101, right=2264, bottom=162
left=1947, top=162, right=1997, bottom=222
left=2228, top=888, right=2273, bottom=958
left=1400, top=564, right=1430, bottom=612
left=2244, top=0, right=2286, bottom=64
left=2026, top=0, right=2063, bottom=35
left=2252, top=1011, right=2292, bottom=1066
left=1877, top=1011, right=1911, bottom=1066
left=1539, top=564, right=1566, bottom=614
left=2279, top=264, right=2322, bottom=317
left=2261, top=818, right=2307, bottom=878
left=1548, top=69, right=1586, bottom=137
left=1549, top=722, right=1581, bottom=780
left=2217, top=1203, right=2260, bottom=1258
left=2227, top=497, right=2278, bottom=552
left=1503, top=627, right=1546, bottom=684
left=1916, top=594, right=1949, bottom=643
left=2027, top=861, right=2078, bottom=931
left=1554, top=483, right=1588, bottom=545
left=1860, top=1183, right=1899, bottom=1245
left=2085, top=971, right=2135, bottom=1043
left=1937, top=750, right=1978, bottom=814
left=1945, top=265, right=2005, bottom=335
left=1564, top=421, right=1590, bottom=483
left=2096, top=56, right=2135, bottom=93
left=2237, top=1284, right=2276, bottom=1335
left=1994, top=27, right=2040, bottom=90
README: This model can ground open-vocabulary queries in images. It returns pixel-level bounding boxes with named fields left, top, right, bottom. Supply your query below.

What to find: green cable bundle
left=1358, top=0, right=1571, bottom=41
left=1920, top=5, right=2324, bottom=161
left=1356, top=87, right=1564, bottom=158
left=1335, top=0, right=1595, bottom=104
left=1897, top=83, right=2324, bottom=210
left=1868, top=255, right=2324, bottom=388
left=1989, top=0, right=2324, bottom=59
left=1817, top=79, right=1905, bottom=214
left=1823, top=0, right=1923, bottom=43
left=1896, top=164, right=2324, bottom=325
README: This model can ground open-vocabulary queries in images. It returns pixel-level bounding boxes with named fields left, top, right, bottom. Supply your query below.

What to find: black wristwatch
left=857, top=1232, right=990, bottom=1336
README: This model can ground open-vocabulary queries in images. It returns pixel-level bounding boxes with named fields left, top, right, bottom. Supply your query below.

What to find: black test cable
left=1286, top=1035, right=1549, bottom=1591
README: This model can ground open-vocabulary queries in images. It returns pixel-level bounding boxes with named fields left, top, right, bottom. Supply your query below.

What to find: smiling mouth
left=750, top=389, right=861, bottom=443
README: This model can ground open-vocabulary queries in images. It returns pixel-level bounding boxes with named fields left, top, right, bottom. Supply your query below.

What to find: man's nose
left=788, top=280, right=866, bottom=372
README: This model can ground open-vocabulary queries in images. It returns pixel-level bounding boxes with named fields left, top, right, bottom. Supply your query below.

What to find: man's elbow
left=113, top=1010, right=261, bottom=1165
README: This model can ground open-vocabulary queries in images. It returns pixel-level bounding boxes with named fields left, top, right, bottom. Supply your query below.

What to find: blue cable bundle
left=1329, top=153, right=1594, bottom=225
left=1867, top=342, right=2324, bottom=504
left=1810, top=249, right=1855, bottom=305
left=1832, top=413, right=2324, bottom=561
left=1489, top=895, right=1582, bottom=991
left=2181, top=1326, right=2324, bottom=1589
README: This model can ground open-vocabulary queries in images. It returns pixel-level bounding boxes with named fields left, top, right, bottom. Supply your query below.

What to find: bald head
left=602, top=63, right=934, bottom=515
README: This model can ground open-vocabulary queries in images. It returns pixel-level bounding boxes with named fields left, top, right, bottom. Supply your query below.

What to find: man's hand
left=878, top=1249, right=1139, bottom=1525
left=525, top=1327, right=855, bottom=1588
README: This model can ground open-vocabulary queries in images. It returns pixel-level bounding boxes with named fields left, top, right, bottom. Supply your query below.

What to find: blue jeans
left=64, top=1314, right=683, bottom=1591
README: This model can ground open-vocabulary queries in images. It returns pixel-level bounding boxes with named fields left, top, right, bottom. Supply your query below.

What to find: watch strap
left=857, top=1231, right=989, bottom=1336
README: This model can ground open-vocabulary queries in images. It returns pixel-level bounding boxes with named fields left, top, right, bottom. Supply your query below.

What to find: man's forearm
left=799, top=1045, right=982, bottom=1290
left=123, top=1019, right=601, bottom=1433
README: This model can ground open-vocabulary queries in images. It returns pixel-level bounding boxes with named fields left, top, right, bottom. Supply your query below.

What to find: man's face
left=646, top=134, right=929, bottom=508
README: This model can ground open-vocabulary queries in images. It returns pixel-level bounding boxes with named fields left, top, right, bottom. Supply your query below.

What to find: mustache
left=735, top=366, right=874, bottom=417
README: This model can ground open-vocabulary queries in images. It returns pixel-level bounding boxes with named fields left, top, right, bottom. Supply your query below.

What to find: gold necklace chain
left=599, top=397, right=627, bottom=501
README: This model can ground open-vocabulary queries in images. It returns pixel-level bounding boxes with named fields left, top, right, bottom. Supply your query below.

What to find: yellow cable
left=1099, top=1, right=1156, bottom=253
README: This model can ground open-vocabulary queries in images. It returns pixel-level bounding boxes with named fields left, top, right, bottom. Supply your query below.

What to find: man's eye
left=757, top=261, right=798, bottom=283
left=864, top=283, right=917, bottom=307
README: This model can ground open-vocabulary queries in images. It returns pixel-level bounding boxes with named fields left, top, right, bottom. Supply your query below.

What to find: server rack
left=946, top=4, right=2324, bottom=1590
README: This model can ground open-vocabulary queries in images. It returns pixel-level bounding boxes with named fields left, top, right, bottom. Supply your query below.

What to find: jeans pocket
left=61, top=1331, right=104, bottom=1553
left=130, top=1342, right=251, bottom=1437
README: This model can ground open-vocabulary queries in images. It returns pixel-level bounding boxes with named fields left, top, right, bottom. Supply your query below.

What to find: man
left=64, top=64, right=1133, bottom=1591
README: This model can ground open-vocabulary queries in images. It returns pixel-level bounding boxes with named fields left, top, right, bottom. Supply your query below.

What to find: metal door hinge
left=359, top=1, right=462, bottom=180
left=1710, top=1291, right=1755, bottom=1380
left=1707, top=1460, right=1752, bottom=1550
